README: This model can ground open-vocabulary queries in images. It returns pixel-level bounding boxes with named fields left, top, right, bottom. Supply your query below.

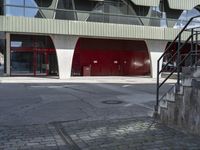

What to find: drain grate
left=102, top=100, right=123, bottom=105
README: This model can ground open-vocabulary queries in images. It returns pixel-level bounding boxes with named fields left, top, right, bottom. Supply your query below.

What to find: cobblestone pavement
left=60, top=117, right=200, bottom=150
left=1, top=117, right=200, bottom=150
left=0, top=124, right=68, bottom=150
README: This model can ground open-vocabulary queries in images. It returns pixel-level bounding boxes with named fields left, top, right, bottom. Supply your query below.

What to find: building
left=0, top=0, right=200, bottom=79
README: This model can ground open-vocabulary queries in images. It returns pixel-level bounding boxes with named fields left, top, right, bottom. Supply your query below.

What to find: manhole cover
left=102, top=100, right=123, bottom=104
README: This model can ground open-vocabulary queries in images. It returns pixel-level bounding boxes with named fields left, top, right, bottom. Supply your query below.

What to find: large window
left=10, top=34, right=58, bottom=76
left=0, top=0, right=3, bottom=15
left=11, top=35, right=55, bottom=49
left=25, top=0, right=38, bottom=7
left=4, top=0, right=51, bottom=18
left=174, top=8, right=200, bottom=29
left=6, top=6, right=24, bottom=16
left=5, top=0, right=24, bottom=6
left=3, top=0, right=188, bottom=27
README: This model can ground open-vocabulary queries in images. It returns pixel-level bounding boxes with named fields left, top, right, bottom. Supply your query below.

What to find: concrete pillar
left=6, top=33, right=10, bottom=76
left=146, top=40, right=168, bottom=78
left=51, top=35, right=78, bottom=79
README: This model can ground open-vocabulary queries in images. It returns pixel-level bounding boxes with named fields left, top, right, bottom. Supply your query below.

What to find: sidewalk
left=0, top=76, right=176, bottom=84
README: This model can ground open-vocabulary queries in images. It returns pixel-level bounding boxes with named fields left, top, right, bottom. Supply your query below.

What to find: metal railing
left=155, top=15, right=200, bottom=112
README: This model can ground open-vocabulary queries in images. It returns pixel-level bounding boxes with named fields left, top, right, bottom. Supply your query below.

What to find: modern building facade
left=0, top=0, right=200, bottom=79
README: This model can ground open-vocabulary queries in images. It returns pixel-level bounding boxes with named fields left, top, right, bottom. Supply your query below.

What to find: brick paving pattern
left=1, top=117, right=200, bottom=150
left=0, top=124, right=67, bottom=150
left=61, top=117, right=200, bottom=150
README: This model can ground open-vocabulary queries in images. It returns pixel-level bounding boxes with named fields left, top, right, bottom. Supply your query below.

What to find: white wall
left=51, top=35, right=78, bottom=79
left=146, top=40, right=168, bottom=78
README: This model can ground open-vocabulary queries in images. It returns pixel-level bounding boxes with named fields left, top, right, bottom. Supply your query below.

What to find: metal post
left=177, top=34, right=181, bottom=88
left=195, top=31, right=198, bottom=68
left=190, top=29, right=194, bottom=66
left=155, top=59, right=160, bottom=112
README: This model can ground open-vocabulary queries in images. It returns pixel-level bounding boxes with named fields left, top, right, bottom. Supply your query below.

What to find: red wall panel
left=72, top=38, right=150, bottom=76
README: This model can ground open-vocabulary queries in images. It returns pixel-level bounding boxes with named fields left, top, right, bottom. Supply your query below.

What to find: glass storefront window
left=5, top=0, right=24, bottom=6
left=6, top=6, right=24, bottom=16
left=11, top=41, right=22, bottom=48
left=11, top=52, right=34, bottom=75
left=10, top=34, right=58, bottom=76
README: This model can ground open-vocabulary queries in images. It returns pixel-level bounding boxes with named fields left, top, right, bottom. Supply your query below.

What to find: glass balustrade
left=2, top=0, right=200, bottom=28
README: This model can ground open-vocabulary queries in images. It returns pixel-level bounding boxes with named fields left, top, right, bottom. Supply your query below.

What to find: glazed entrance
left=10, top=35, right=58, bottom=76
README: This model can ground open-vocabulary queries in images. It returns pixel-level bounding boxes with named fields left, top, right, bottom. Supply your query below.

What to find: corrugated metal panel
left=131, top=0, right=160, bottom=6
left=168, top=0, right=200, bottom=10
left=69, top=21, right=164, bottom=40
left=164, top=28, right=191, bottom=41
left=0, top=16, right=185, bottom=41
left=0, top=16, right=70, bottom=35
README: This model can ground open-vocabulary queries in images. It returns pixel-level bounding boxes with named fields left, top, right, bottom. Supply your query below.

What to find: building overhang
left=0, top=16, right=190, bottom=41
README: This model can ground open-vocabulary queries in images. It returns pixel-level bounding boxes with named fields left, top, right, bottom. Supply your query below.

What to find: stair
left=159, top=66, right=200, bottom=134
left=156, top=15, right=200, bottom=134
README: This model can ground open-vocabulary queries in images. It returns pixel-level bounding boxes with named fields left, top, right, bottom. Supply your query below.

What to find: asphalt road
left=0, top=77, right=174, bottom=126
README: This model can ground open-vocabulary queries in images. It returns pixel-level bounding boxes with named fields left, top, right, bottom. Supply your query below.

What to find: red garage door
left=72, top=38, right=150, bottom=76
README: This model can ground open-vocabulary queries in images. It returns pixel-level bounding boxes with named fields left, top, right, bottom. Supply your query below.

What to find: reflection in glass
left=11, top=41, right=22, bottom=48
left=11, top=52, right=34, bottom=75
left=33, top=0, right=53, bottom=7
left=6, top=6, right=24, bottom=16
left=36, top=52, right=46, bottom=74
left=0, top=0, right=3, bottom=15
left=57, top=0, right=74, bottom=9
left=5, top=0, right=24, bottom=6
left=25, top=8, right=42, bottom=18
left=39, top=8, right=54, bottom=19
left=174, top=8, right=200, bottom=29
left=55, top=10, right=76, bottom=20
left=25, top=0, right=38, bottom=7
left=74, top=0, right=98, bottom=11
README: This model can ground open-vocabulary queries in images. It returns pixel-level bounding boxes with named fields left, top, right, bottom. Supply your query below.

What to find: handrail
left=155, top=15, right=200, bottom=113
left=158, top=15, right=200, bottom=63
left=160, top=35, right=192, bottom=73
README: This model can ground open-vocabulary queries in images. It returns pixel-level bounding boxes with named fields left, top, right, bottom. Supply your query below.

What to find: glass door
left=34, top=49, right=48, bottom=76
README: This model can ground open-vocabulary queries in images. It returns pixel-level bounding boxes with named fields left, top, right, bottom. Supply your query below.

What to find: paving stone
left=58, top=117, right=200, bottom=150
left=0, top=124, right=68, bottom=150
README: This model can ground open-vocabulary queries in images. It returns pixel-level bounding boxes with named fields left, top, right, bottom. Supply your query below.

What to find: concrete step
left=165, top=92, right=175, bottom=102
left=159, top=100, right=168, bottom=109
left=161, top=72, right=178, bottom=79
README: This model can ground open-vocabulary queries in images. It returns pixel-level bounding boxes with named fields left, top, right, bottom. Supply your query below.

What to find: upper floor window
left=25, top=0, right=38, bottom=7
left=31, top=0, right=53, bottom=7
left=5, top=0, right=24, bottom=6
left=57, top=0, right=74, bottom=10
